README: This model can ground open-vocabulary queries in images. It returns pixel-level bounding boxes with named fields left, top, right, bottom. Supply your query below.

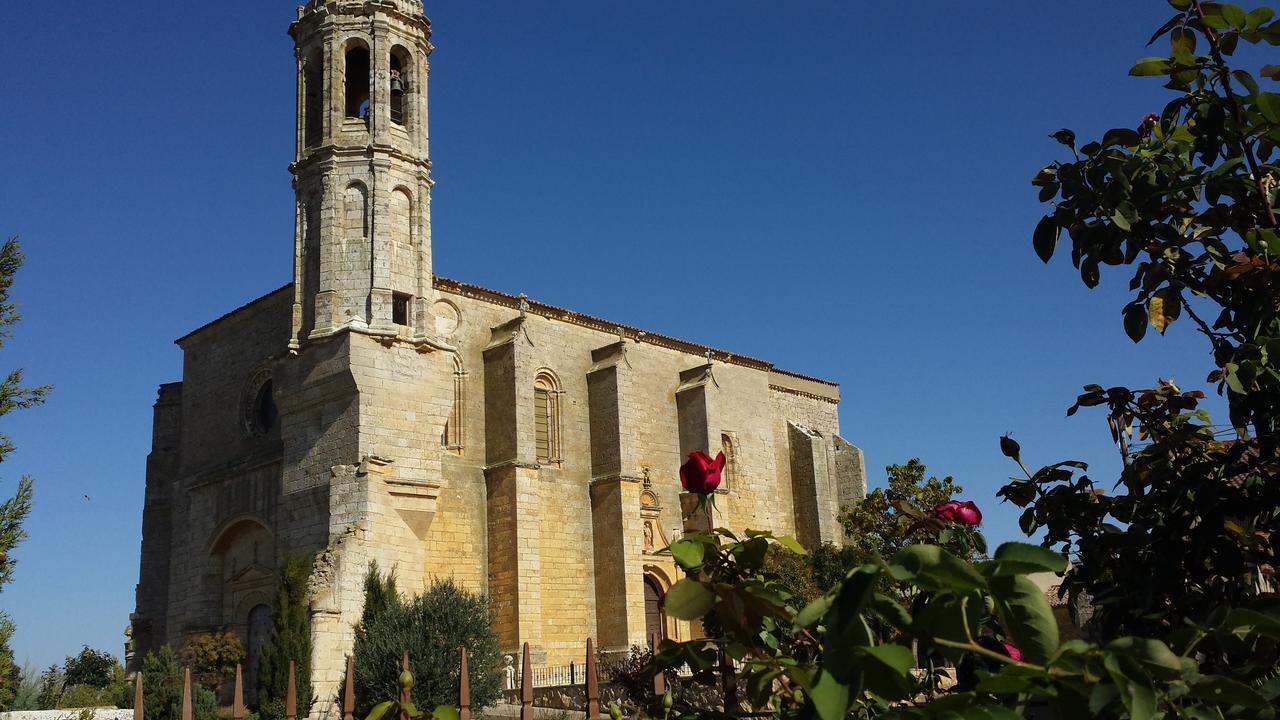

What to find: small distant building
left=129, top=2, right=866, bottom=717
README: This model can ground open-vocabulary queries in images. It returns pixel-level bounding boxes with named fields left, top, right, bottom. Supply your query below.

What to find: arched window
left=644, top=576, right=667, bottom=643
left=304, top=48, right=324, bottom=147
left=389, top=46, right=412, bottom=127
left=344, top=44, right=370, bottom=119
left=533, top=371, right=562, bottom=465
left=720, top=432, right=738, bottom=491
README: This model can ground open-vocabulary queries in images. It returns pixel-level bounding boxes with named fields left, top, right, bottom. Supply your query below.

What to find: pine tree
left=0, top=238, right=49, bottom=713
left=257, top=554, right=313, bottom=720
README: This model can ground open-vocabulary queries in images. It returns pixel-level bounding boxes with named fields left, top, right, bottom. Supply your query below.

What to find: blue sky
left=0, top=1, right=1237, bottom=668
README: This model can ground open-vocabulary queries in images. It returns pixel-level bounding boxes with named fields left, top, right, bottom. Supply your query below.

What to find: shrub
left=141, top=647, right=216, bottom=720
left=57, top=684, right=113, bottom=709
left=181, top=631, right=245, bottom=691
left=257, top=554, right=313, bottom=720
left=13, top=664, right=41, bottom=710
left=352, top=570, right=501, bottom=715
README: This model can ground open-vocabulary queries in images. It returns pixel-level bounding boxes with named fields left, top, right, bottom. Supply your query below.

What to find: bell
left=390, top=74, right=404, bottom=94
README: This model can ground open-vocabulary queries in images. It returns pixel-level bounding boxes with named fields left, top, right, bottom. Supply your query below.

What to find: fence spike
left=233, top=664, right=246, bottom=720
left=519, top=643, right=533, bottom=720
left=133, top=672, right=143, bottom=720
left=459, top=646, right=471, bottom=720
left=400, top=652, right=412, bottom=720
left=286, top=660, right=297, bottom=720
left=651, top=634, right=666, bottom=697
left=181, top=669, right=193, bottom=720
left=585, top=639, right=600, bottom=720
left=343, top=655, right=355, bottom=720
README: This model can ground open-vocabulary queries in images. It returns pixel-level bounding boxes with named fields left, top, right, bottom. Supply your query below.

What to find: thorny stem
left=1190, top=0, right=1277, bottom=228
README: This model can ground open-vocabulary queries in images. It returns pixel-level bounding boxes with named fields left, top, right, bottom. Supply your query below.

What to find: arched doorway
left=644, top=576, right=666, bottom=644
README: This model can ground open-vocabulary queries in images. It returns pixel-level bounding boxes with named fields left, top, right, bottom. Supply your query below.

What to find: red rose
left=680, top=451, right=726, bottom=495
left=932, top=500, right=982, bottom=526
left=1001, top=642, right=1023, bottom=663
left=933, top=501, right=962, bottom=522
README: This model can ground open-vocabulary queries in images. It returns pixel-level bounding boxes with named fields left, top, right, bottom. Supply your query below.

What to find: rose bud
left=1001, top=642, right=1024, bottom=663
left=932, top=501, right=962, bottom=522
left=680, top=451, right=726, bottom=495
left=1000, top=434, right=1021, bottom=461
left=954, top=501, right=983, bottom=526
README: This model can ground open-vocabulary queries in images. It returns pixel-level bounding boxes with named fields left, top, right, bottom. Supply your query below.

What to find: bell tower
left=288, top=0, right=434, bottom=348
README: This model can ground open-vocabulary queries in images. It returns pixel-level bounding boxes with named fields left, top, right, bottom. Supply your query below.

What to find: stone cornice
left=433, top=276, right=841, bottom=395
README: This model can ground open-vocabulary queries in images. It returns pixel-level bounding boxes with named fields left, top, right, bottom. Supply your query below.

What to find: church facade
left=130, top=1, right=866, bottom=715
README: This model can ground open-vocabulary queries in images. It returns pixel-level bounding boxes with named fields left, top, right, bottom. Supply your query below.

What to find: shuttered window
left=534, top=387, right=551, bottom=463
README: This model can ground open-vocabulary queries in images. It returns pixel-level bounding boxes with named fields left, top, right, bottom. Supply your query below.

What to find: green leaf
left=871, top=592, right=913, bottom=632
left=1187, top=676, right=1271, bottom=708
left=668, top=538, right=705, bottom=570
left=1105, top=637, right=1182, bottom=678
left=808, top=669, right=854, bottom=720
left=664, top=578, right=716, bottom=620
left=1248, top=7, right=1275, bottom=29
left=1111, top=208, right=1132, bottom=231
left=1124, top=304, right=1148, bottom=343
left=795, top=593, right=833, bottom=628
left=1223, top=607, right=1280, bottom=639
left=365, top=701, right=397, bottom=720
left=856, top=644, right=915, bottom=701
left=822, top=569, right=877, bottom=682
left=988, top=575, right=1060, bottom=665
left=890, top=545, right=987, bottom=592
left=1130, top=57, right=1171, bottom=76
left=1171, top=26, right=1197, bottom=53
left=430, top=707, right=457, bottom=720
left=987, top=542, right=1069, bottom=575
left=1222, top=3, right=1247, bottom=28
left=1257, top=91, right=1280, bottom=122
left=1034, top=216, right=1058, bottom=263
left=1262, top=64, right=1280, bottom=81
left=1103, top=654, right=1157, bottom=720
left=773, top=535, right=807, bottom=555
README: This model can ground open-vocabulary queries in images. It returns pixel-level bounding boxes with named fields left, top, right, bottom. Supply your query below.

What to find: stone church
left=131, top=0, right=865, bottom=715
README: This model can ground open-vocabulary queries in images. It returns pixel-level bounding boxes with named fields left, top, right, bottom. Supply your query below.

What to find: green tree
left=352, top=571, right=502, bottom=716
left=838, top=459, right=964, bottom=560
left=1009, top=0, right=1280, bottom=642
left=141, top=647, right=217, bottom=720
left=0, top=238, right=50, bottom=712
left=63, top=647, right=117, bottom=689
left=256, top=554, right=313, bottom=720
left=36, top=665, right=62, bottom=710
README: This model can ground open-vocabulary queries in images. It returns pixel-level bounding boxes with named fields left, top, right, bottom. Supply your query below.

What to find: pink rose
left=680, top=451, right=726, bottom=495
left=1001, top=642, right=1023, bottom=663
left=933, top=500, right=982, bottom=526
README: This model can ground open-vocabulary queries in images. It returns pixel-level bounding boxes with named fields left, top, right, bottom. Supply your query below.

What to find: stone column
left=788, top=422, right=838, bottom=548
left=483, top=317, right=545, bottom=660
left=586, top=342, right=647, bottom=653
left=674, top=363, right=730, bottom=528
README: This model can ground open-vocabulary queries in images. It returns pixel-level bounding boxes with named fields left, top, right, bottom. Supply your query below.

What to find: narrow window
left=392, top=292, right=411, bottom=326
left=304, top=48, right=323, bottom=147
left=345, top=45, right=370, bottom=119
